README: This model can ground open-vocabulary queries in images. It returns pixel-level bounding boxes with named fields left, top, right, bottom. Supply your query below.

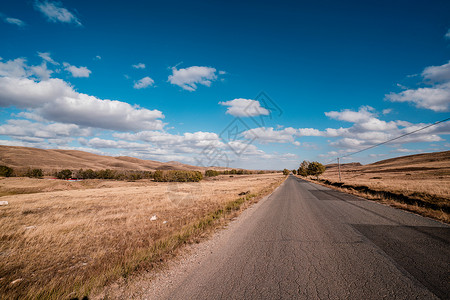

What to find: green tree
left=292, top=169, right=297, bottom=175
left=283, top=168, right=290, bottom=175
left=307, top=162, right=326, bottom=179
left=0, top=165, right=14, bottom=177
left=26, top=168, right=43, bottom=178
left=57, top=169, right=72, bottom=180
left=298, top=160, right=310, bottom=177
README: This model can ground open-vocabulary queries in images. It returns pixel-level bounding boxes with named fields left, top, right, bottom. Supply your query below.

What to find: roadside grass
left=0, top=174, right=284, bottom=299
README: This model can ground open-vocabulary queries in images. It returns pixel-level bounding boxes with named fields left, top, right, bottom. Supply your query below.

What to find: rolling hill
left=0, top=145, right=225, bottom=173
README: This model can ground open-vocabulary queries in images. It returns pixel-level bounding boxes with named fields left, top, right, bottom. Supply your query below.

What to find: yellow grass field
left=0, top=173, right=284, bottom=299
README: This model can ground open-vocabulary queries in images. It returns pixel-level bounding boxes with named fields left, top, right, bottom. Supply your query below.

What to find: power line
left=323, top=116, right=450, bottom=164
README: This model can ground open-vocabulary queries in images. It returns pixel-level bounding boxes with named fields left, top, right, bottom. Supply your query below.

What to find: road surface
left=149, top=175, right=450, bottom=299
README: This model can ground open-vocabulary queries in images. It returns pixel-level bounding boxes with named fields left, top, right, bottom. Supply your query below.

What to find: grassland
left=0, top=173, right=285, bottom=299
left=309, top=151, right=450, bottom=222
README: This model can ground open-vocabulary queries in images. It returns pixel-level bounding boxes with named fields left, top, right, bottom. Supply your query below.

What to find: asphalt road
left=154, top=175, right=450, bottom=299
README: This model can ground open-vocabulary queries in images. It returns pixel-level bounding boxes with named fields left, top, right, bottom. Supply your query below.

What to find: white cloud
left=242, top=127, right=297, bottom=143
left=445, top=29, right=450, bottom=39
left=422, top=60, right=450, bottom=83
left=0, top=57, right=165, bottom=132
left=30, top=62, right=53, bottom=80
left=94, top=55, right=102, bottom=60
left=297, top=128, right=323, bottom=136
left=168, top=66, right=219, bottom=91
left=34, top=0, right=81, bottom=26
left=325, top=106, right=375, bottom=122
left=132, top=63, right=145, bottom=69
left=0, top=119, right=92, bottom=142
left=63, top=62, right=91, bottom=78
left=4, top=17, right=26, bottom=27
left=386, top=83, right=450, bottom=112
left=382, top=108, right=392, bottom=115
left=134, top=76, right=154, bottom=89
left=0, top=58, right=29, bottom=78
left=219, top=98, right=269, bottom=117
left=386, top=60, right=450, bottom=112
left=38, top=52, right=59, bottom=65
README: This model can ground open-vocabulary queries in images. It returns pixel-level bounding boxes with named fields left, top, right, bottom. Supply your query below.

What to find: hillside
left=0, top=145, right=217, bottom=173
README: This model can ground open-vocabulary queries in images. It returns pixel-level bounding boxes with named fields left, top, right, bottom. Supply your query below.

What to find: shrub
left=0, top=165, right=14, bottom=177
left=96, top=169, right=116, bottom=179
left=153, top=170, right=203, bottom=182
left=26, top=168, right=44, bottom=178
left=205, top=170, right=220, bottom=177
left=56, top=169, right=72, bottom=180
left=283, top=169, right=290, bottom=175
left=292, top=169, right=297, bottom=175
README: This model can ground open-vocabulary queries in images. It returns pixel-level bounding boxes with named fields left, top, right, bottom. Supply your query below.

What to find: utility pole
left=337, top=157, right=341, bottom=182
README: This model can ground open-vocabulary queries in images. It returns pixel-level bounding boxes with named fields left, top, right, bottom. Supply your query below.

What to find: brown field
left=0, top=173, right=285, bottom=299
left=314, top=150, right=450, bottom=222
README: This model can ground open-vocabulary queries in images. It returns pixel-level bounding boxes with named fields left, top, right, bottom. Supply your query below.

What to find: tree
left=283, top=168, right=290, bottom=175
left=26, top=168, right=43, bottom=178
left=292, top=169, right=297, bottom=175
left=307, top=162, right=326, bottom=179
left=298, top=160, right=310, bottom=177
left=0, top=165, right=14, bottom=177
left=57, top=169, right=72, bottom=180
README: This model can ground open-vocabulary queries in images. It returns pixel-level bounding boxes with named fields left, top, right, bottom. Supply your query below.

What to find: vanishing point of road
left=149, top=175, right=449, bottom=299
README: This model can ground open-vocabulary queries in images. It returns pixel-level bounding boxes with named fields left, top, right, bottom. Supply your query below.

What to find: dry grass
left=0, top=173, right=284, bottom=299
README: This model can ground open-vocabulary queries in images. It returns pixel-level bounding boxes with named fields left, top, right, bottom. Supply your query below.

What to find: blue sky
left=0, top=0, right=449, bottom=169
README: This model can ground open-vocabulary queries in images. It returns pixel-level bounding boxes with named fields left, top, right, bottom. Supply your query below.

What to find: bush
left=205, top=170, right=220, bottom=177
left=95, top=169, right=116, bottom=179
left=26, top=168, right=43, bottom=178
left=153, top=170, right=203, bottom=182
left=0, top=165, right=14, bottom=177
left=283, top=169, right=290, bottom=175
left=56, top=169, right=72, bottom=180
left=292, top=169, right=297, bottom=175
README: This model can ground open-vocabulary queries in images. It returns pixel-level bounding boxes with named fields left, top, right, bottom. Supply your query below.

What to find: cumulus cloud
left=168, top=66, right=219, bottom=91
left=422, top=61, right=450, bottom=83
left=134, top=76, right=154, bottom=89
left=241, top=127, right=297, bottom=143
left=34, top=0, right=82, bottom=26
left=386, top=61, right=450, bottom=112
left=445, top=29, right=450, bottom=39
left=219, top=98, right=270, bottom=117
left=63, top=62, right=91, bottom=77
left=325, top=106, right=375, bottom=122
left=0, top=119, right=91, bottom=139
left=0, top=57, right=164, bottom=131
left=132, top=63, right=145, bottom=69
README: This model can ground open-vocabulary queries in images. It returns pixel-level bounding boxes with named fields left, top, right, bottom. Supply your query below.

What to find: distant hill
left=324, top=150, right=450, bottom=173
left=0, top=145, right=229, bottom=173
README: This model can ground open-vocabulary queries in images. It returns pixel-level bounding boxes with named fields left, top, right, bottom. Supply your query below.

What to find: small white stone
left=0, top=201, right=8, bottom=206
left=150, top=215, right=157, bottom=221
left=163, top=220, right=168, bottom=224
